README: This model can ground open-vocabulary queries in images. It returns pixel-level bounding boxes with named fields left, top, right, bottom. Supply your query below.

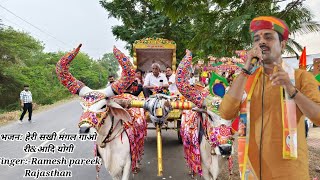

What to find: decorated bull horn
left=110, top=46, right=136, bottom=95
left=56, top=44, right=86, bottom=95
left=176, top=49, right=209, bottom=108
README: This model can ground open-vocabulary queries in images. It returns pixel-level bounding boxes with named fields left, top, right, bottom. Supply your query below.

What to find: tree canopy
left=99, top=0, right=195, bottom=60
left=0, top=27, right=109, bottom=112
left=100, top=0, right=320, bottom=61
left=99, top=52, right=120, bottom=78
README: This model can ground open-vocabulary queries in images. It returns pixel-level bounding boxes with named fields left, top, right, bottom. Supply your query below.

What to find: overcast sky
left=0, top=0, right=319, bottom=60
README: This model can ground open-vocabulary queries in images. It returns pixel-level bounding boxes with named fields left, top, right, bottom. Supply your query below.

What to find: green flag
left=315, top=74, right=320, bottom=82
left=211, top=62, right=223, bottom=66
left=209, top=72, right=229, bottom=97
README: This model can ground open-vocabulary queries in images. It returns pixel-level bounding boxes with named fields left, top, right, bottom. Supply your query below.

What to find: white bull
left=56, top=44, right=146, bottom=180
left=176, top=50, right=234, bottom=180
left=180, top=108, right=234, bottom=180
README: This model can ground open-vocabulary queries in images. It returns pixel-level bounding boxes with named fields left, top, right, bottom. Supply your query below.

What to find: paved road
left=0, top=100, right=198, bottom=180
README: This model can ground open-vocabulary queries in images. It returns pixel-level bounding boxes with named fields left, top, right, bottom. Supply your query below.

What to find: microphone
left=242, top=49, right=263, bottom=75
left=250, top=57, right=259, bottom=67
left=250, top=48, right=264, bottom=67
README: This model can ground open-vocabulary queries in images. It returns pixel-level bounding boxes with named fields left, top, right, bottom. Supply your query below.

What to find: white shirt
left=189, top=77, right=196, bottom=85
left=20, top=90, right=32, bottom=103
left=168, top=74, right=178, bottom=93
left=143, top=73, right=168, bottom=87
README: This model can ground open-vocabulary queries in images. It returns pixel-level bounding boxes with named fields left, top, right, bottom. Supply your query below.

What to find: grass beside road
left=0, top=96, right=78, bottom=126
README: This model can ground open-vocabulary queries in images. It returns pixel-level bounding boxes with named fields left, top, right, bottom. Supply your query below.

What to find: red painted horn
left=176, top=50, right=209, bottom=108
left=111, top=46, right=136, bottom=95
left=56, top=44, right=85, bottom=95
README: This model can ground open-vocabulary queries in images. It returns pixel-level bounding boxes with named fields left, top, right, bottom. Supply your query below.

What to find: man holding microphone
left=219, top=16, right=320, bottom=180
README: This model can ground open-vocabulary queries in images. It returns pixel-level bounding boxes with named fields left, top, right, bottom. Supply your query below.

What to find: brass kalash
left=129, top=38, right=194, bottom=176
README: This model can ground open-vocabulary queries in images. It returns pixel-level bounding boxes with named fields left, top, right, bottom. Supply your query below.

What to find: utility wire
left=0, top=14, right=66, bottom=50
left=0, top=3, right=71, bottom=48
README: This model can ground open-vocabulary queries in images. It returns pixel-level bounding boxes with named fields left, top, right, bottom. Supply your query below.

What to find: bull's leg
left=121, top=157, right=131, bottom=180
left=98, top=133, right=131, bottom=180
left=200, top=135, right=213, bottom=180
left=209, top=155, right=220, bottom=180
left=201, top=167, right=210, bottom=180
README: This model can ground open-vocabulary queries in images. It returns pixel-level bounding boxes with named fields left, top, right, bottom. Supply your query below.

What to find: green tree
left=0, top=27, right=44, bottom=64
left=151, top=0, right=320, bottom=56
left=0, top=27, right=108, bottom=112
left=102, top=0, right=319, bottom=58
left=0, top=27, right=45, bottom=110
left=99, top=0, right=195, bottom=60
left=66, top=52, right=108, bottom=89
left=98, top=52, right=119, bottom=79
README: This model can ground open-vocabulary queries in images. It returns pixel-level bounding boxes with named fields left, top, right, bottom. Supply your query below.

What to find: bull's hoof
left=133, top=167, right=140, bottom=174
left=188, top=170, right=196, bottom=179
left=191, top=174, right=195, bottom=179
left=79, top=126, right=90, bottom=133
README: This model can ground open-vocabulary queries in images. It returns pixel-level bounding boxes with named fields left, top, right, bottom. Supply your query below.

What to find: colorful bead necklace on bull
left=56, top=44, right=135, bottom=130
left=219, top=16, right=320, bottom=180
left=176, top=49, right=235, bottom=178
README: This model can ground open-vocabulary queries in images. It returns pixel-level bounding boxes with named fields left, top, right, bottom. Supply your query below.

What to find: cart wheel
left=177, top=120, right=183, bottom=144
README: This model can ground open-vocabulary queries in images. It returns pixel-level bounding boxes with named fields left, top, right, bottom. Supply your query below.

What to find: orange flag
left=299, top=47, right=306, bottom=70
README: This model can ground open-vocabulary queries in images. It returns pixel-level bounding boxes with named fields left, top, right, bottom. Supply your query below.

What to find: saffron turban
left=250, top=16, right=289, bottom=40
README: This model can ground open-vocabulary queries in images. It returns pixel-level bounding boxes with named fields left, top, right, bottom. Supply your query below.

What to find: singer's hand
left=269, top=63, right=295, bottom=93
left=244, top=46, right=263, bottom=71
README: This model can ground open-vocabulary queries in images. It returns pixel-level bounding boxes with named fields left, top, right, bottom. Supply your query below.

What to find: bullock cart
left=130, top=38, right=192, bottom=176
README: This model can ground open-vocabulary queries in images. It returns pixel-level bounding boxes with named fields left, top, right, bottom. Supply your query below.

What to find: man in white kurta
left=143, top=63, right=168, bottom=98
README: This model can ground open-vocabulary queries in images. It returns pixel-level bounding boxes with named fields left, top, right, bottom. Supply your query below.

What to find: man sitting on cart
left=127, top=69, right=144, bottom=96
left=166, top=66, right=178, bottom=95
left=143, top=63, right=169, bottom=98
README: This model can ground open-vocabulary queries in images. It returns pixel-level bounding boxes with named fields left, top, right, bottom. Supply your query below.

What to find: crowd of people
left=107, top=63, right=181, bottom=98
left=106, top=63, right=241, bottom=99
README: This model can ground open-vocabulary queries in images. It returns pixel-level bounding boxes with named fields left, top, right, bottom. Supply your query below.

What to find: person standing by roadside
left=19, top=85, right=33, bottom=123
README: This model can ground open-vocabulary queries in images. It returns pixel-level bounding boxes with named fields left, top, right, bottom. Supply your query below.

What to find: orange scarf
left=237, top=64, right=297, bottom=179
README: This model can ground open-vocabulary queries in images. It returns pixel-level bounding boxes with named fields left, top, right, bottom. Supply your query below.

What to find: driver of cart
left=125, top=69, right=144, bottom=96
left=143, top=63, right=169, bottom=98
